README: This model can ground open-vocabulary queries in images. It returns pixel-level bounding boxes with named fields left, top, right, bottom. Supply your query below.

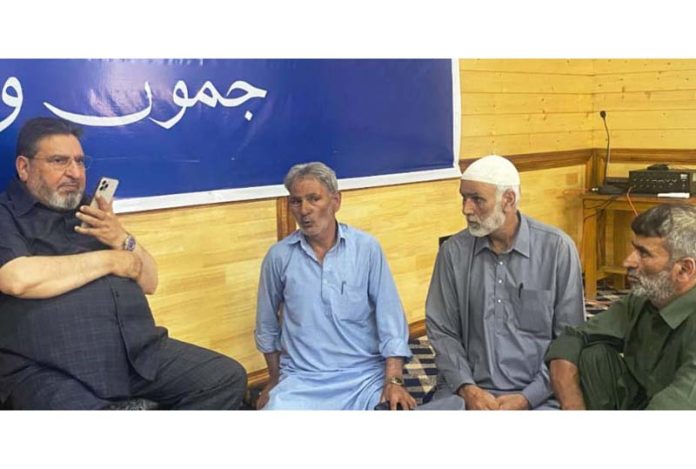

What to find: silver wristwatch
left=122, top=233, right=137, bottom=252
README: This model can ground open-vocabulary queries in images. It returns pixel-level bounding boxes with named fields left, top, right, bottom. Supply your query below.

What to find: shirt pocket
left=334, top=283, right=371, bottom=323
left=514, top=288, right=553, bottom=337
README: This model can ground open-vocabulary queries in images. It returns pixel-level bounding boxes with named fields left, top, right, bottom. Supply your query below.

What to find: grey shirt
left=425, top=213, right=585, bottom=408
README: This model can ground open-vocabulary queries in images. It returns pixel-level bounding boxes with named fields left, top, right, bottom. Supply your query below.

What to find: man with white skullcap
left=421, top=155, right=585, bottom=410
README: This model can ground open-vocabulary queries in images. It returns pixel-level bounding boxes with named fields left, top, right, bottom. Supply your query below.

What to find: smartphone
left=81, top=177, right=119, bottom=227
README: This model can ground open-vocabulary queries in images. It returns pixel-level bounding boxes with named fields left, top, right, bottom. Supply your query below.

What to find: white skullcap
left=461, top=154, right=520, bottom=186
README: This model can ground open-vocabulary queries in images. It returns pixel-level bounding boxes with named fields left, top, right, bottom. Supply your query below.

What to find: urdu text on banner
left=0, top=59, right=460, bottom=212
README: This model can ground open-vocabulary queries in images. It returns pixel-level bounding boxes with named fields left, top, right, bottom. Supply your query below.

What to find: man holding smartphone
left=0, top=117, right=247, bottom=409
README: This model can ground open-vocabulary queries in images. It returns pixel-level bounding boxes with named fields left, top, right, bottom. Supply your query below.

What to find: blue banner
left=0, top=59, right=457, bottom=211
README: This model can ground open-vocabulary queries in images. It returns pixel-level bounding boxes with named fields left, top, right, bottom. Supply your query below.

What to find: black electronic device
left=628, top=169, right=696, bottom=195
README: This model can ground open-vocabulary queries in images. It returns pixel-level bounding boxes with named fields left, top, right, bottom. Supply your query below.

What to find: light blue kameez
left=255, top=223, right=411, bottom=410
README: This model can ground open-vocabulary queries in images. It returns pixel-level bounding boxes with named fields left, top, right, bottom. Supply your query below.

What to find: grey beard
left=631, top=269, right=677, bottom=306
left=468, top=209, right=505, bottom=238
left=42, top=189, right=83, bottom=211
left=25, top=175, right=83, bottom=211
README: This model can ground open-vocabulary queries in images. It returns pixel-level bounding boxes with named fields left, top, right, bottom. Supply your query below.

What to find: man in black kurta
left=0, top=117, right=246, bottom=409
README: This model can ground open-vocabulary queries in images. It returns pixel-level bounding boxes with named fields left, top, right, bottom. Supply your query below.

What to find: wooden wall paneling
left=120, top=199, right=278, bottom=374
left=586, top=148, right=600, bottom=189
left=460, top=71, right=594, bottom=94
left=593, top=60, right=696, bottom=74
left=611, top=210, right=633, bottom=289
left=594, top=69, right=696, bottom=94
left=589, top=110, right=696, bottom=130
left=591, top=62, right=696, bottom=150
left=591, top=147, right=608, bottom=188
left=460, top=133, right=593, bottom=157
left=276, top=196, right=296, bottom=240
left=516, top=165, right=587, bottom=248
left=460, top=59, right=594, bottom=74
left=461, top=113, right=594, bottom=137
left=594, top=130, right=696, bottom=149
left=594, top=89, right=696, bottom=112
left=458, top=59, right=596, bottom=158
left=461, top=93, right=592, bottom=115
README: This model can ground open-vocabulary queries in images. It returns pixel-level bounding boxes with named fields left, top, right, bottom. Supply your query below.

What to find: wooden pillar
left=591, top=148, right=606, bottom=189
left=276, top=196, right=296, bottom=240
left=582, top=200, right=599, bottom=299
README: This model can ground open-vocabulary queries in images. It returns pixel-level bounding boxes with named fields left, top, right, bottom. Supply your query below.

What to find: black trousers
left=5, top=338, right=247, bottom=410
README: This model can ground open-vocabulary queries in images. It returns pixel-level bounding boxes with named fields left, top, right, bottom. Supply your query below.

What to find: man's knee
left=196, top=354, right=248, bottom=407
left=577, top=342, right=624, bottom=379
left=577, top=342, right=626, bottom=410
left=217, top=355, right=248, bottom=391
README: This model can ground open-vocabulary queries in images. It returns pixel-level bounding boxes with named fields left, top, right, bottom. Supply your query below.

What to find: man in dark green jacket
left=546, top=203, right=696, bottom=410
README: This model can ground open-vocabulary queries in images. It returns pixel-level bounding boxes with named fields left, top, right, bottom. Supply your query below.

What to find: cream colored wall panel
left=460, top=132, right=593, bottom=157
left=461, top=71, right=594, bottom=94
left=461, top=112, right=594, bottom=138
left=459, top=60, right=595, bottom=157
left=589, top=110, right=696, bottom=131
left=593, top=59, right=696, bottom=74
left=595, top=70, right=696, bottom=94
left=588, top=60, right=696, bottom=149
left=462, top=93, right=592, bottom=115
left=592, top=129, right=696, bottom=149
left=517, top=165, right=586, bottom=247
left=593, top=90, right=696, bottom=112
left=460, top=59, right=594, bottom=74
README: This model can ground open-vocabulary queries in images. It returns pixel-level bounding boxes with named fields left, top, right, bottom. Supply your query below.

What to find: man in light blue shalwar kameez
left=255, top=162, right=415, bottom=410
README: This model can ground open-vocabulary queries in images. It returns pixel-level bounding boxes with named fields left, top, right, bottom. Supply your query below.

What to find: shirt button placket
left=494, top=258, right=505, bottom=313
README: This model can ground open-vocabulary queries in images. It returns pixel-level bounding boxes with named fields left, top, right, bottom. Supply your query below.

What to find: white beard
left=467, top=202, right=506, bottom=237
left=46, top=190, right=83, bottom=210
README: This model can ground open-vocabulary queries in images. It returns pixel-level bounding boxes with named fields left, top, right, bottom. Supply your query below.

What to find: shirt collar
left=658, top=284, right=696, bottom=329
left=473, top=212, right=530, bottom=258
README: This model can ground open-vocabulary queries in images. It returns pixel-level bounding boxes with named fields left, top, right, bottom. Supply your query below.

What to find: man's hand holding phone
left=74, top=177, right=158, bottom=293
left=80, top=177, right=118, bottom=228
left=75, top=177, right=129, bottom=250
